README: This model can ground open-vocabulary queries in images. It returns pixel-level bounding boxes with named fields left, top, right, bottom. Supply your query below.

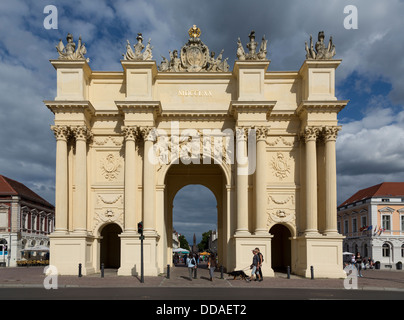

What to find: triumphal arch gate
left=45, top=27, right=348, bottom=278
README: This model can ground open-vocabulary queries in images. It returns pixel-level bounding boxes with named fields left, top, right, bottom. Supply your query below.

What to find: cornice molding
left=44, top=100, right=95, bottom=117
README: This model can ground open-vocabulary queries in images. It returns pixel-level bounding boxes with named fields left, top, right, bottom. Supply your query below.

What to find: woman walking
left=207, top=253, right=217, bottom=281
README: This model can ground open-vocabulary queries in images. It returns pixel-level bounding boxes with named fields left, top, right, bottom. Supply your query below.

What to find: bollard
left=310, top=265, right=314, bottom=280
left=78, top=263, right=82, bottom=278
left=287, top=266, right=290, bottom=279
left=194, top=267, right=197, bottom=279
left=167, top=264, right=170, bottom=279
left=220, top=265, right=224, bottom=279
left=101, top=263, right=104, bottom=278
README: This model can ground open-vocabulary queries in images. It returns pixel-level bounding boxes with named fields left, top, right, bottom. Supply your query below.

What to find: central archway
left=163, top=162, right=231, bottom=269
left=173, top=184, right=217, bottom=252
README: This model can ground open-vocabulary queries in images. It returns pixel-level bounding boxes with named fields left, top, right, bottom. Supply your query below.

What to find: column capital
left=72, top=125, right=91, bottom=141
left=323, top=126, right=341, bottom=142
left=303, top=126, right=320, bottom=143
left=122, top=125, right=139, bottom=141
left=235, top=126, right=249, bottom=141
left=254, top=126, right=270, bottom=142
left=140, top=126, right=157, bottom=142
left=51, top=125, right=70, bottom=141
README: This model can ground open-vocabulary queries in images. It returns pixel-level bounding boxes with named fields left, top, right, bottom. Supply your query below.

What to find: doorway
left=270, top=224, right=291, bottom=272
left=100, top=223, right=122, bottom=268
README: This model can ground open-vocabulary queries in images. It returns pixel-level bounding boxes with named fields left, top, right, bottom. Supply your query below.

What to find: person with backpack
left=255, top=247, right=264, bottom=281
left=186, top=253, right=197, bottom=280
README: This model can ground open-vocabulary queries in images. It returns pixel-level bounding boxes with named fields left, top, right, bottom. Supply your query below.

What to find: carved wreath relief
left=271, top=152, right=291, bottom=180
left=101, top=153, right=122, bottom=181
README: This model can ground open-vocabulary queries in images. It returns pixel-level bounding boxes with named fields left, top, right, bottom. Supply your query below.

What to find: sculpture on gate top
left=56, top=33, right=89, bottom=62
left=123, top=33, right=153, bottom=61
left=236, top=30, right=268, bottom=61
left=305, top=31, right=336, bottom=60
left=158, top=25, right=230, bottom=72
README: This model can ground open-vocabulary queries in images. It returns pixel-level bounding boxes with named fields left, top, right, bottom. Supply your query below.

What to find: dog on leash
left=227, top=270, right=250, bottom=281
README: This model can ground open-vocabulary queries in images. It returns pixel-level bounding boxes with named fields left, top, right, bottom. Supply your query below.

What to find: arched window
left=382, top=243, right=390, bottom=257
left=401, top=244, right=404, bottom=258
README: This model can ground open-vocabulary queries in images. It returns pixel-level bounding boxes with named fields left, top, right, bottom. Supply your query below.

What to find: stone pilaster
left=255, top=126, right=269, bottom=234
left=235, top=127, right=249, bottom=235
left=304, top=126, right=320, bottom=235
left=122, top=126, right=138, bottom=233
left=51, top=125, right=70, bottom=234
left=323, top=126, right=341, bottom=235
left=140, top=126, right=157, bottom=235
left=72, top=125, right=90, bottom=234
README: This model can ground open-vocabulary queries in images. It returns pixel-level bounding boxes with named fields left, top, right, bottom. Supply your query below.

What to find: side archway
left=269, top=224, right=292, bottom=272
left=100, top=223, right=122, bottom=269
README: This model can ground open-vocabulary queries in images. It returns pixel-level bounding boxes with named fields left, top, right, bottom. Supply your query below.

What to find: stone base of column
left=49, top=233, right=95, bottom=276
left=294, top=234, right=346, bottom=279
left=118, top=232, right=160, bottom=276
left=232, top=233, right=274, bottom=278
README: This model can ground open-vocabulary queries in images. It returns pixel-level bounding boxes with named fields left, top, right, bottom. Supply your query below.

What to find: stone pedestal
left=294, top=234, right=346, bottom=279
left=232, top=234, right=274, bottom=277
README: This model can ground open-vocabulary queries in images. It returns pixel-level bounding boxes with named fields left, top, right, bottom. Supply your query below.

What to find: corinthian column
left=72, top=126, right=89, bottom=234
left=235, top=127, right=249, bottom=235
left=304, top=127, right=320, bottom=235
left=323, top=126, right=341, bottom=235
left=255, top=126, right=269, bottom=234
left=51, top=125, right=70, bottom=234
left=122, top=126, right=138, bottom=233
left=141, top=127, right=157, bottom=235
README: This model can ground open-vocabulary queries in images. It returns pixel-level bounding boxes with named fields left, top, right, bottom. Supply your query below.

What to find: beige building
left=45, top=28, right=348, bottom=278
left=338, top=182, right=404, bottom=268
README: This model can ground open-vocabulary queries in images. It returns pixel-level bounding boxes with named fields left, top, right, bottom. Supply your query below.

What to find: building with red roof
left=337, top=182, right=404, bottom=269
left=0, top=175, right=55, bottom=267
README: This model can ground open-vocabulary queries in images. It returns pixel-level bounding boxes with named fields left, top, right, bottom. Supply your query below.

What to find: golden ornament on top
left=188, top=25, right=201, bottom=39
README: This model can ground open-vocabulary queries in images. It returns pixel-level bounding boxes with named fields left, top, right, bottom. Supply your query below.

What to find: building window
left=352, top=218, right=357, bottom=233
left=382, top=243, right=390, bottom=257
left=337, top=221, right=341, bottom=234
left=401, top=216, right=404, bottom=232
left=382, top=215, right=391, bottom=231
left=361, top=216, right=367, bottom=229
left=382, top=198, right=390, bottom=202
left=344, top=220, right=349, bottom=235
left=402, top=244, right=404, bottom=258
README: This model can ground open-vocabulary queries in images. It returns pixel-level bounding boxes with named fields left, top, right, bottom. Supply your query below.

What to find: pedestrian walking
left=186, top=253, right=197, bottom=280
left=250, top=249, right=262, bottom=281
left=255, top=247, right=264, bottom=280
left=355, top=252, right=363, bottom=277
left=207, top=253, right=217, bottom=281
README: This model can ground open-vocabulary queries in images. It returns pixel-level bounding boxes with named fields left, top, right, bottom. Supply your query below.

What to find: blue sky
left=1, top=0, right=404, bottom=244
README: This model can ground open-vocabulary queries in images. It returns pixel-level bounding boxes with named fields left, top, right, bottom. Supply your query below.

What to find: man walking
left=255, top=247, right=263, bottom=281
left=186, top=253, right=197, bottom=280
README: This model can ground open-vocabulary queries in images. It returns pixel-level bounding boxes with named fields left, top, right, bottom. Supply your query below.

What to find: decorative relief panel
left=92, top=193, right=124, bottom=234
left=101, top=153, right=122, bottom=181
left=267, top=193, right=296, bottom=231
left=271, top=152, right=291, bottom=180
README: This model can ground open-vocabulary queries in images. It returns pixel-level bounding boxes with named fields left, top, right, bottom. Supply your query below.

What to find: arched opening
left=164, top=162, right=229, bottom=269
left=270, top=224, right=291, bottom=272
left=173, top=184, right=217, bottom=254
left=100, top=223, right=122, bottom=269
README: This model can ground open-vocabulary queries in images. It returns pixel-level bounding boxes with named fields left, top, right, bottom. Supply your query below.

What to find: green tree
left=198, top=230, right=212, bottom=252
left=179, top=235, right=190, bottom=250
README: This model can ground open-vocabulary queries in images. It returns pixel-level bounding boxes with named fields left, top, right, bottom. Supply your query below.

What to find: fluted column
left=323, top=126, right=341, bottom=235
left=141, top=127, right=157, bottom=235
left=255, top=126, right=269, bottom=234
left=235, top=127, right=249, bottom=235
left=51, top=125, right=70, bottom=234
left=122, top=126, right=138, bottom=233
left=304, top=127, right=320, bottom=235
left=72, top=126, right=89, bottom=234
